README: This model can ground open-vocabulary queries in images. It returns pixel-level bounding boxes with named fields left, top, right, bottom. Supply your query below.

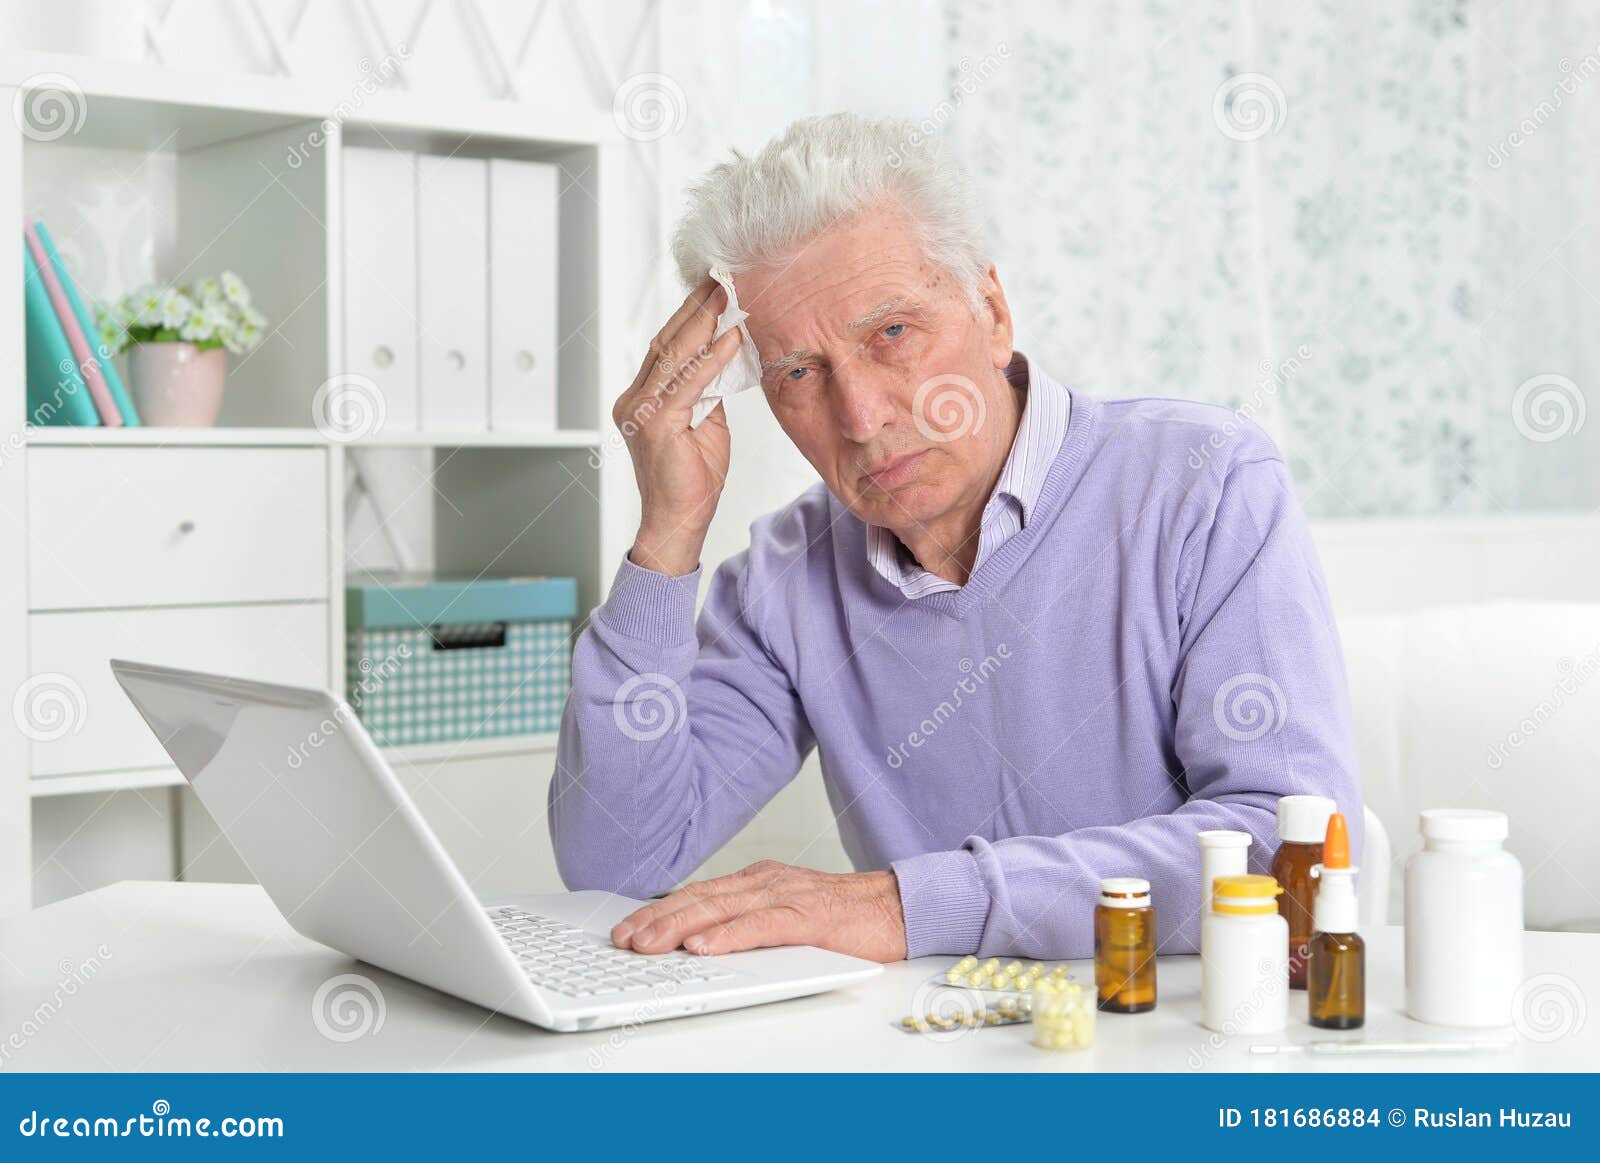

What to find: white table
left=1, top=882, right=1594, bottom=1072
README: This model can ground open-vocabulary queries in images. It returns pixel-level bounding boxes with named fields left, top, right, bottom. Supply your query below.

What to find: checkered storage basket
left=345, top=575, right=577, bottom=747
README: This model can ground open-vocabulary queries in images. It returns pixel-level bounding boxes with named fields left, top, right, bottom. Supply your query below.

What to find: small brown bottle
left=1308, top=812, right=1365, bottom=1029
left=1094, top=877, right=1156, bottom=1013
left=1271, top=795, right=1335, bottom=989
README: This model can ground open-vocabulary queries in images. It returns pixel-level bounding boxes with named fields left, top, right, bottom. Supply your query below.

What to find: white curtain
left=940, top=0, right=1600, bottom=517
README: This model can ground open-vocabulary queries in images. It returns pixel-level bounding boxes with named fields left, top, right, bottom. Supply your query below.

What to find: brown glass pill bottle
left=1270, top=795, right=1336, bottom=990
left=1308, top=812, right=1365, bottom=1029
left=1094, top=877, right=1156, bottom=1013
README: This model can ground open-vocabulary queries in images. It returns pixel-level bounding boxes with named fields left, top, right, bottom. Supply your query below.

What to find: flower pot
left=128, top=341, right=228, bottom=426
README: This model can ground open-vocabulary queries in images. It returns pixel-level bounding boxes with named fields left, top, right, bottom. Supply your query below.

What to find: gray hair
left=669, top=112, right=989, bottom=314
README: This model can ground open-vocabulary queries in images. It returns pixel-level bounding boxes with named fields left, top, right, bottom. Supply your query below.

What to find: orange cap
left=1322, top=812, right=1350, bottom=869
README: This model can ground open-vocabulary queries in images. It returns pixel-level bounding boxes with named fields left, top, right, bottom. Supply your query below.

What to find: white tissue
left=689, top=265, right=763, bottom=428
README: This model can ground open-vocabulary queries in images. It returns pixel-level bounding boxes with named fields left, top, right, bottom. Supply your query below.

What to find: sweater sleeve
left=891, top=454, right=1364, bottom=959
left=548, top=550, right=814, bottom=898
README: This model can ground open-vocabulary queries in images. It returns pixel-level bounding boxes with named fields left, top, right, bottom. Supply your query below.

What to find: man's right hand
left=613, top=273, right=746, bottom=577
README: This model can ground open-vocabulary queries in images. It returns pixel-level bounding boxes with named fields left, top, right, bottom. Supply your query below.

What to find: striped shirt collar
left=866, top=353, right=1071, bottom=598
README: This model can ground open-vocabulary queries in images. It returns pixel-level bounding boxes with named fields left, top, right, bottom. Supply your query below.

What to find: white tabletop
left=1, top=882, right=1593, bottom=1072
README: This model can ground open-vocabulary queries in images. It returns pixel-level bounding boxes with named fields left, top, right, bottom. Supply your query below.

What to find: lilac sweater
left=550, top=389, right=1363, bottom=959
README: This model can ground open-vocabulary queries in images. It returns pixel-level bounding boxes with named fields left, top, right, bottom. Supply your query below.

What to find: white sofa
left=1318, top=514, right=1600, bottom=933
left=1340, top=601, right=1600, bottom=932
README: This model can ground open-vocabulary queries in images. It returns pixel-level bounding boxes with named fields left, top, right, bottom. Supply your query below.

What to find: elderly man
left=550, top=112, right=1361, bottom=963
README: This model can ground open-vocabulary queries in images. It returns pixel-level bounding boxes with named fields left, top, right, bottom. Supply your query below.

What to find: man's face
left=733, top=203, right=1015, bottom=538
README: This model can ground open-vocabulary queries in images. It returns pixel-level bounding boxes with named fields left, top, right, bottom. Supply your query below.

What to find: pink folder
left=23, top=219, right=122, bottom=427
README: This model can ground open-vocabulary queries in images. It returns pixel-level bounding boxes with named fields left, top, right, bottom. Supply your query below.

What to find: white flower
left=220, top=270, right=250, bottom=307
left=177, top=304, right=213, bottom=343
left=242, top=304, right=267, bottom=329
left=135, top=286, right=166, bottom=327
left=158, top=289, right=192, bottom=330
left=235, top=320, right=262, bottom=352
left=195, top=276, right=223, bottom=304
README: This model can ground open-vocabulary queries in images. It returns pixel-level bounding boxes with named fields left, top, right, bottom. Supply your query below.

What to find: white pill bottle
left=1201, top=874, right=1288, bottom=1034
left=1405, top=808, right=1523, bottom=1027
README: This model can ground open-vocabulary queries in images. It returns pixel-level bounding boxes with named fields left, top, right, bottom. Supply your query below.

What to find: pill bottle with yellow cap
left=1201, top=874, right=1289, bottom=1034
left=1094, top=877, right=1157, bottom=1013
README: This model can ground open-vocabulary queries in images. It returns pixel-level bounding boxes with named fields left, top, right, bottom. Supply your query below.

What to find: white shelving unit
left=0, top=51, right=632, bottom=913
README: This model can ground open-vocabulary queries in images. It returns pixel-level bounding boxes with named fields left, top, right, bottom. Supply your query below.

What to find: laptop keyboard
left=487, top=906, right=738, bottom=998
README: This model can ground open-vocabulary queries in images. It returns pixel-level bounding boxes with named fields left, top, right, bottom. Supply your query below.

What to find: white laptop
left=110, top=659, right=881, bottom=1032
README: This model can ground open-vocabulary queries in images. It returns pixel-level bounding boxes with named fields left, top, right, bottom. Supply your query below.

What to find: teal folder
left=34, top=220, right=139, bottom=426
left=23, top=243, right=98, bottom=427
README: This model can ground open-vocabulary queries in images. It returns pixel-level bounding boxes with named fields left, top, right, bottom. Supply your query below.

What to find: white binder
left=342, top=146, right=419, bottom=431
left=416, top=154, right=489, bottom=431
left=488, top=159, right=560, bottom=431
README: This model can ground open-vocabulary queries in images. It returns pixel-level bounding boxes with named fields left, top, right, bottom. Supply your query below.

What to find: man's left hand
left=610, top=861, right=908, bottom=962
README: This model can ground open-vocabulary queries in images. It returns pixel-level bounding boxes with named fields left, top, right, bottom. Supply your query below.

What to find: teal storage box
left=345, top=574, right=577, bottom=747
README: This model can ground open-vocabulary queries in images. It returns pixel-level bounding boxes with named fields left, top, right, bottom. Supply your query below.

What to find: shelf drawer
left=27, top=447, right=329, bottom=610
left=27, top=603, right=329, bottom=777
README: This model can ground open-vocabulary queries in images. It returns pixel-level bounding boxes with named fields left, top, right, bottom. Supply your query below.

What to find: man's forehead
left=752, top=293, right=932, bottom=374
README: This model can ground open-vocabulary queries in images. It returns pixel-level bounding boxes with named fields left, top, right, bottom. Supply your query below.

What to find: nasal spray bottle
left=1307, top=813, right=1365, bottom=1029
